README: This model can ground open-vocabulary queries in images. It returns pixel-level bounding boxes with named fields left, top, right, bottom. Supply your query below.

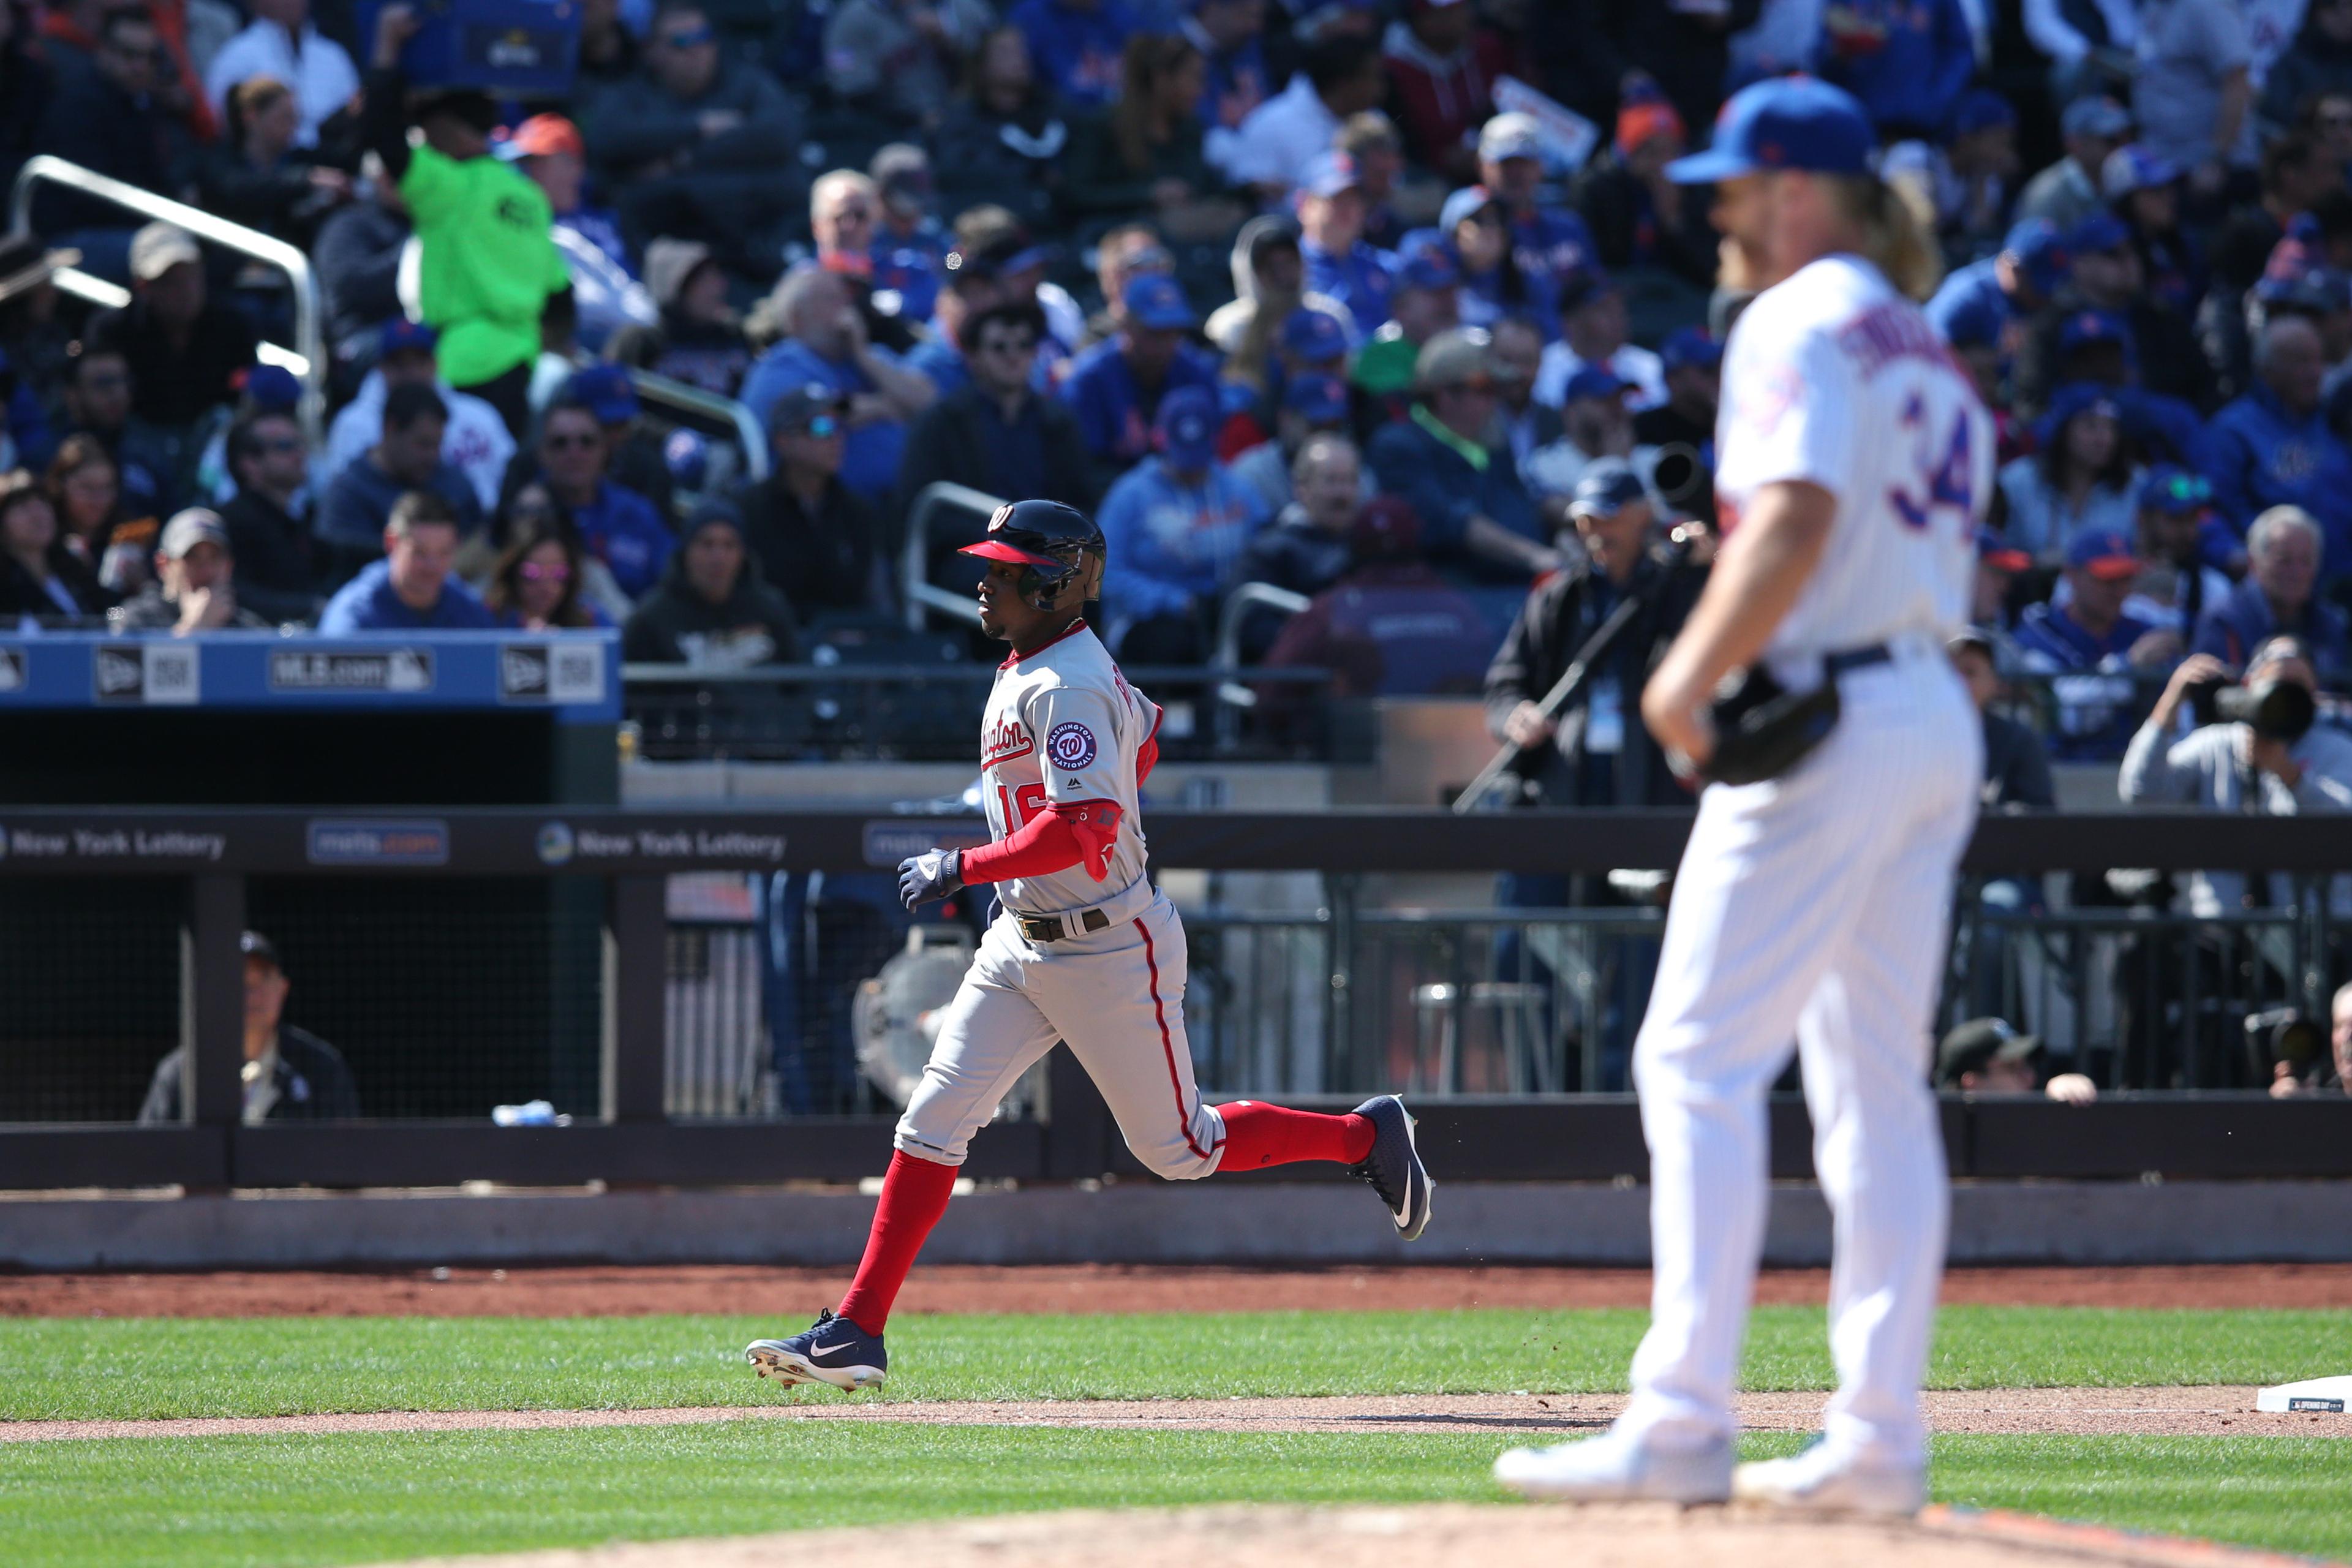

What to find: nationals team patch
left=1046, top=722, right=1098, bottom=771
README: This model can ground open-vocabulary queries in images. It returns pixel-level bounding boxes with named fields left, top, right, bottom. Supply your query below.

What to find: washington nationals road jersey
left=979, top=620, right=1159, bottom=916
left=1715, top=254, right=1992, bottom=661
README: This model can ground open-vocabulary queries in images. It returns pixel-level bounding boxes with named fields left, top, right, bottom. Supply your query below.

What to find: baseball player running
left=748, top=499, right=1433, bottom=1392
left=1494, top=78, right=1989, bottom=1515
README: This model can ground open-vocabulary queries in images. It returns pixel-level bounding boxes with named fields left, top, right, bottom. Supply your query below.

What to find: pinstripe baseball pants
left=1620, top=637, right=1981, bottom=1468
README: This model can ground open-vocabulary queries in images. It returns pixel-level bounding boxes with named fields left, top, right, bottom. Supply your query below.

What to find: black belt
left=1824, top=642, right=1893, bottom=678
left=1016, top=908, right=1112, bottom=943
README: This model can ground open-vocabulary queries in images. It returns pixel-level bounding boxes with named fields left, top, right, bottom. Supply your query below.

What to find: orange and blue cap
left=1667, top=77, right=1874, bottom=185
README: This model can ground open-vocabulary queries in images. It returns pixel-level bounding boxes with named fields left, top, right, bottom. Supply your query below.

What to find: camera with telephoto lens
left=2187, top=676, right=2316, bottom=741
left=2244, top=1006, right=2324, bottom=1083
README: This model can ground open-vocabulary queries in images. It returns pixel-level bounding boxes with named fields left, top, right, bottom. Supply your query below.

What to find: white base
left=2255, top=1376, right=2352, bottom=1414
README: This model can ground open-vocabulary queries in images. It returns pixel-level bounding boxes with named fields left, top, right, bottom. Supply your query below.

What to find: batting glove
left=898, top=848, right=964, bottom=910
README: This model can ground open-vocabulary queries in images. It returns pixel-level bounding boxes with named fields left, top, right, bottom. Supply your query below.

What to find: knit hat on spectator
left=1976, top=530, right=2030, bottom=573
left=2139, top=466, right=2213, bottom=514
left=1297, top=151, right=1366, bottom=201
left=1155, top=384, right=1219, bottom=469
left=1439, top=185, right=1501, bottom=235
left=1414, top=327, right=1498, bottom=392
left=128, top=222, right=202, bottom=282
left=1123, top=273, right=1197, bottom=332
left=2066, top=527, right=2139, bottom=579
left=2060, top=97, right=2132, bottom=141
left=1281, top=306, right=1350, bottom=364
left=1286, top=372, right=1352, bottom=422
left=1948, top=89, right=2014, bottom=141
left=236, top=364, right=302, bottom=412
left=679, top=499, right=745, bottom=547
left=1665, top=77, right=1873, bottom=184
left=499, top=114, right=583, bottom=161
left=1350, top=496, right=1422, bottom=562
left=1569, top=458, right=1646, bottom=517
left=567, top=364, right=639, bottom=426
left=2000, top=218, right=2070, bottom=296
left=1659, top=327, right=1721, bottom=372
left=382, top=318, right=439, bottom=360
left=158, top=507, right=231, bottom=560
left=1395, top=247, right=1460, bottom=295
left=1615, top=83, right=1683, bottom=157
left=1478, top=111, right=1545, bottom=164
left=2101, top=144, right=2179, bottom=200
left=1560, top=366, right=1629, bottom=405
left=1936, top=1017, right=2043, bottom=1086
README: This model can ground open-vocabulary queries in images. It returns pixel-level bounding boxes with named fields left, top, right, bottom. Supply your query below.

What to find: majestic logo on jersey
left=982, top=715, right=1034, bottom=767
left=1047, top=722, right=1098, bottom=771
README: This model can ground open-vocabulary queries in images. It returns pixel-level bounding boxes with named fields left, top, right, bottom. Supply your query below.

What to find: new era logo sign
left=499, top=641, right=605, bottom=704
left=93, top=644, right=199, bottom=705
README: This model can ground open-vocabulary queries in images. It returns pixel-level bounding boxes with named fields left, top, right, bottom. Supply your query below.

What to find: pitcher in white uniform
left=746, top=499, right=1433, bottom=1393
left=1494, top=78, right=1989, bottom=1515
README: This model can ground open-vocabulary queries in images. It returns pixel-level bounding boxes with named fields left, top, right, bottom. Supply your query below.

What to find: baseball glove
left=1697, top=666, right=1841, bottom=786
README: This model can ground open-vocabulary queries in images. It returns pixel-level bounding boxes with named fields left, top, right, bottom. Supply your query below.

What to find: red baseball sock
left=835, top=1151, right=958, bottom=1336
left=1217, top=1101, right=1376, bottom=1170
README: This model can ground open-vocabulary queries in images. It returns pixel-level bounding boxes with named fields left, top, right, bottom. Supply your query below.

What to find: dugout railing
left=3, top=808, right=2351, bottom=1191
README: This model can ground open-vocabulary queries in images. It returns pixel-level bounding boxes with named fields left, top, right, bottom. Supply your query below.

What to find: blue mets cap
left=1666, top=76, right=1874, bottom=185
left=1297, top=150, right=1366, bottom=200
left=565, top=362, right=639, bottom=425
left=2066, top=527, right=2139, bottom=578
left=2139, top=464, right=2213, bottom=513
left=1660, top=326, right=1721, bottom=372
left=1940, top=292, right=2006, bottom=349
left=1285, top=371, right=1351, bottom=422
left=1950, top=89, right=2015, bottom=140
left=2065, top=211, right=2130, bottom=256
left=1396, top=247, right=1459, bottom=293
left=1155, top=383, right=1219, bottom=468
left=2060, top=96, right=2132, bottom=141
left=2058, top=308, right=2130, bottom=353
left=1123, top=272, right=1197, bottom=331
left=1555, top=265, right=1616, bottom=315
left=1438, top=184, right=1501, bottom=235
left=1570, top=458, right=1647, bottom=517
left=1560, top=365, right=1629, bottom=404
left=381, top=318, right=439, bottom=356
left=1281, top=306, right=1350, bottom=363
left=1977, top=530, right=2031, bottom=571
left=2101, top=143, right=2180, bottom=200
left=2001, top=217, right=2069, bottom=294
left=239, top=363, right=302, bottom=410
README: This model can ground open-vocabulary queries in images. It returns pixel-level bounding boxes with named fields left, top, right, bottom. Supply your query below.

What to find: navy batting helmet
left=959, top=499, right=1106, bottom=612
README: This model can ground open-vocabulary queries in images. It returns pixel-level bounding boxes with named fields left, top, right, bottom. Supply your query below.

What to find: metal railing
left=12, top=154, right=327, bottom=445
left=1211, top=582, right=1309, bottom=748
left=627, top=368, right=767, bottom=483
left=900, top=480, right=997, bottom=630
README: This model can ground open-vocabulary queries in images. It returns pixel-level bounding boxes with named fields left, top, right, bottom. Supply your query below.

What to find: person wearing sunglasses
left=735, top=382, right=888, bottom=623
left=2123, top=465, right=2234, bottom=638
left=484, top=515, right=603, bottom=630
left=217, top=407, right=324, bottom=625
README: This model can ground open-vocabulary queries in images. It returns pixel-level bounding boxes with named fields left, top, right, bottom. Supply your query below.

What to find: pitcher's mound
left=380, top=1502, right=2318, bottom=1568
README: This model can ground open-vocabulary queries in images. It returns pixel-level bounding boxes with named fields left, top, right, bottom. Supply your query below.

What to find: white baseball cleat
left=1732, top=1442, right=1926, bottom=1516
left=1493, top=1428, right=1733, bottom=1504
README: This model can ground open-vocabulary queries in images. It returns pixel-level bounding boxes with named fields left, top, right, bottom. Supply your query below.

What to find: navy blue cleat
left=747, top=1310, right=888, bottom=1392
left=1351, top=1095, right=1433, bottom=1241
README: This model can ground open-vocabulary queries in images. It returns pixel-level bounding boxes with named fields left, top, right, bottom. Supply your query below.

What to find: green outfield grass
left=3, top=1426, right=2347, bottom=1568
left=1, top=1305, right=2343, bottom=1422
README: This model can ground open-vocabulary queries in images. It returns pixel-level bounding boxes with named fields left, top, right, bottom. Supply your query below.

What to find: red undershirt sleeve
left=958, top=801, right=1125, bottom=884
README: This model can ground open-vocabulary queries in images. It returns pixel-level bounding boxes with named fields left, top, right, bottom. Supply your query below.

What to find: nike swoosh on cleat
left=807, top=1340, right=864, bottom=1360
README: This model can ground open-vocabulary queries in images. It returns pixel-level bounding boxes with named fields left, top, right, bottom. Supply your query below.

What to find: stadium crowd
left=6, top=0, right=2352, bottom=790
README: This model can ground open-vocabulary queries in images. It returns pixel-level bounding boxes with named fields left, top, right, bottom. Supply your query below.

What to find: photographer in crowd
left=2120, top=635, right=2352, bottom=916
left=2269, top=981, right=2352, bottom=1098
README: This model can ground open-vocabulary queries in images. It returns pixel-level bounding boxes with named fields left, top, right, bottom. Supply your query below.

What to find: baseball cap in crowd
left=159, top=507, right=231, bottom=560
left=2066, top=527, right=2140, bottom=579
left=870, top=141, right=932, bottom=203
left=236, top=363, right=302, bottom=410
left=567, top=363, right=639, bottom=426
left=128, top=222, right=202, bottom=282
left=500, top=113, right=583, bottom=160
left=2253, top=265, right=2348, bottom=314
left=1948, top=626, right=1998, bottom=661
left=1281, top=306, right=1350, bottom=364
left=1659, top=326, right=1721, bottom=372
left=1976, top=530, right=2031, bottom=574
left=2139, top=465, right=2214, bottom=514
left=2060, top=96, right=2133, bottom=142
left=1122, top=272, right=1197, bottom=332
left=1569, top=458, right=1646, bottom=518
left=2065, top=211, right=2131, bottom=257
left=1297, top=151, right=1365, bottom=200
left=1439, top=184, right=1501, bottom=235
left=1939, top=293, right=2005, bottom=350
left=1285, top=372, right=1352, bottom=423
left=1949, top=89, right=2015, bottom=140
left=1666, top=76, right=1874, bottom=184
left=2058, top=308, right=2131, bottom=354
left=2101, top=143, right=2179, bottom=200
left=1396, top=247, right=1460, bottom=295
left=1615, top=85, right=1684, bottom=157
left=766, top=380, right=845, bottom=434
left=1555, top=266, right=1616, bottom=315
left=1415, top=327, right=1498, bottom=391
left=1936, top=1017, right=2043, bottom=1087
left=1478, top=111, right=1545, bottom=164
left=1560, top=365, right=1629, bottom=405
left=2000, top=218, right=2069, bottom=296
left=382, top=318, right=439, bottom=358
left=1155, top=383, right=1220, bottom=469
left=240, top=930, right=283, bottom=970
left=1351, top=495, right=1422, bottom=561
